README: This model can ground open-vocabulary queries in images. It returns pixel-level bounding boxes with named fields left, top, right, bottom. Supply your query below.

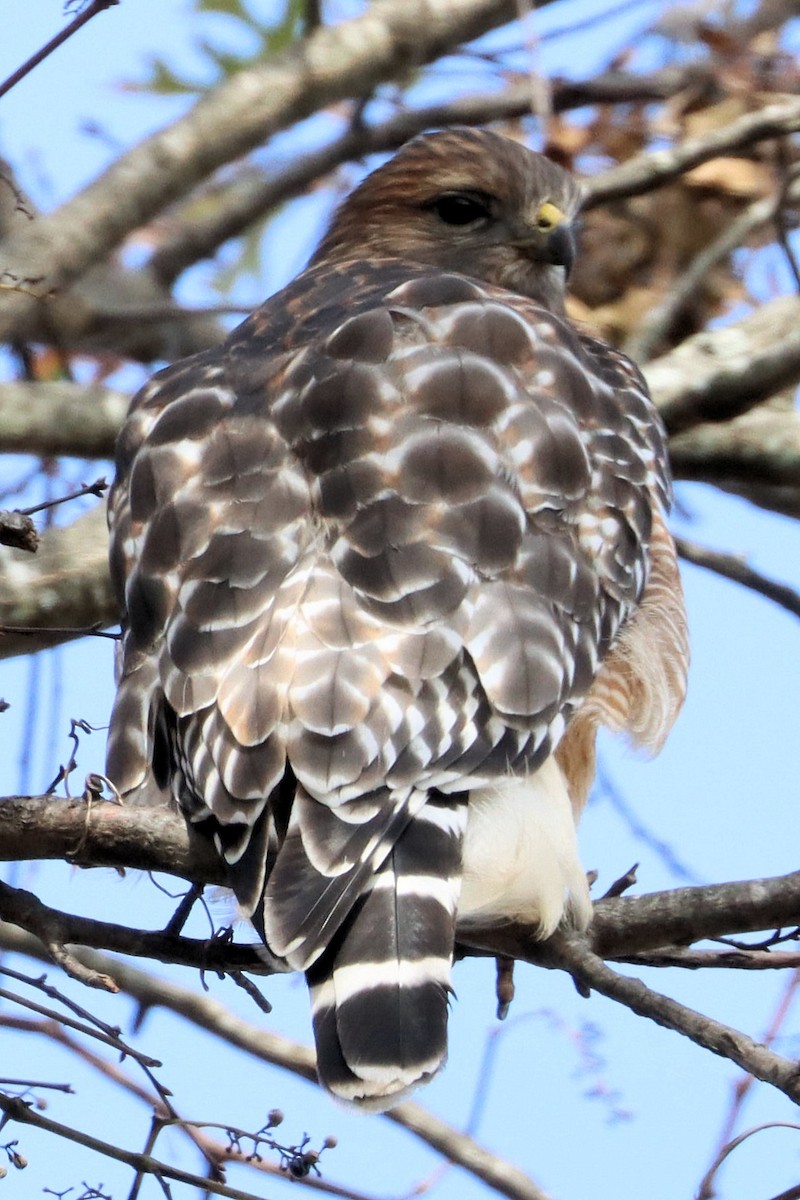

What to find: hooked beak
left=540, top=221, right=576, bottom=277
left=513, top=202, right=576, bottom=277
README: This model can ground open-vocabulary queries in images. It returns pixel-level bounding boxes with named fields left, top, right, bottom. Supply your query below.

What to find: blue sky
left=2, top=3, right=800, bottom=1198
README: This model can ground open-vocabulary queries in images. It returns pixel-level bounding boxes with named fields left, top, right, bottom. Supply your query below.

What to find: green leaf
left=263, top=0, right=306, bottom=54
left=134, top=56, right=201, bottom=95
left=197, top=0, right=248, bottom=17
left=195, top=36, right=250, bottom=80
left=197, top=0, right=264, bottom=31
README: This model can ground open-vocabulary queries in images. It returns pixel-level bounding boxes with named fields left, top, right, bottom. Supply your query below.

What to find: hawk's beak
left=541, top=220, right=575, bottom=277
left=535, top=201, right=575, bottom=276
left=515, top=202, right=576, bottom=277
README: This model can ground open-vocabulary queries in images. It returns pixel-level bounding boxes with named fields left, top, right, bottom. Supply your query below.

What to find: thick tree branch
left=583, top=98, right=800, bottom=209
left=670, top=407, right=800, bottom=520
left=6, top=816, right=800, bottom=1130
left=6, top=797, right=800, bottom=1127
left=4, top=797, right=800, bottom=965
left=0, top=506, right=115, bottom=659
left=644, top=295, right=800, bottom=437
left=0, top=0, right=529, bottom=344
left=0, top=157, right=224, bottom=362
left=0, top=795, right=221, bottom=883
left=457, top=872, right=800, bottom=965
left=590, top=876, right=800, bottom=960
left=0, top=381, right=126, bottom=458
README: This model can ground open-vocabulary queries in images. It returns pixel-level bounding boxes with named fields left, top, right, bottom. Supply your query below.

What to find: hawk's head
left=310, top=127, right=582, bottom=311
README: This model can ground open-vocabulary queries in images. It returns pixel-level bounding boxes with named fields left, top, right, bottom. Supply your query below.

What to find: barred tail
left=306, top=794, right=467, bottom=1110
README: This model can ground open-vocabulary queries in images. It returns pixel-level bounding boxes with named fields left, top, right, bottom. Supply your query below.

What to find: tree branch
left=0, top=506, right=115, bottom=659
left=0, top=0, right=120, bottom=102
left=5, top=796, right=800, bottom=966
left=589, top=875, right=800, bottom=960
left=0, top=1091, right=309, bottom=1200
left=626, top=176, right=800, bottom=363
left=150, top=63, right=713, bottom=286
left=670, top=406, right=800, bottom=520
left=583, top=97, right=800, bottom=209
left=0, top=795, right=221, bottom=883
left=0, top=156, right=224, bottom=362
left=0, top=0, right=530, bottom=344
left=7, top=797, right=800, bottom=1147
left=0, top=381, right=126, bottom=458
left=676, top=537, right=800, bottom=620
left=541, top=933, right=800, bottom=1106
left=645, top=295, right=800, bottom=437
left=619, top=948, right=800, bottom=970
left=0, top=888, right=274, bottom=980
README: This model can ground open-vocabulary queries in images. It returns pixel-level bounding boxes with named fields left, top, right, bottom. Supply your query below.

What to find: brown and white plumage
left=107, top=128, right=688, bottom=1108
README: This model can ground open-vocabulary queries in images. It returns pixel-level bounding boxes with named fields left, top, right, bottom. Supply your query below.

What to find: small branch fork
left=0, top=477, right=107, bottom=553
left=0, top=1093, right=339, bottom=1200
left=0, top=966, right=341, bottom=1198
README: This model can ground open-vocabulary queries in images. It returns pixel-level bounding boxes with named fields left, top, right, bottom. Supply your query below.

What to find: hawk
left=107, top=128, right=688, bottom=1109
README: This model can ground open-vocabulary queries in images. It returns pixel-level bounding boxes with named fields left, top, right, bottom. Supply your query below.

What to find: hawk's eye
left=427, top=192, right=492, bottom=227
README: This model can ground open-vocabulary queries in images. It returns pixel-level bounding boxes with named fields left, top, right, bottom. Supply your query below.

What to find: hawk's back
left=107, top=131, right=688, bottom=1109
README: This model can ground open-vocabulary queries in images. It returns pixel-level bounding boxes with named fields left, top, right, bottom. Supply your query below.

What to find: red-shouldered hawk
left=107, top=128, right=688, bottom=1109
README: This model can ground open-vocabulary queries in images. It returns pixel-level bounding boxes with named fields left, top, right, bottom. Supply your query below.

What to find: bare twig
left=0, top=1092, right=306, bottom=1200
left=697, top=1122, right=800, bottom=1200
left=698, top=969, right=800, bottom=1199
left=0, top=927, right=557, bottom=1200
left=594, top=764, right=701, bottom=883
left=0, top=883, right=119, bottom=992
left=0, top=1, right=120, bottom=102
left=0, top=623, right=119, bottom=640
left=601, top=864, right=640, bottom=899
left=0, top=980, right=156, bottom=1066
left=619, top=948, right=800, bottom=970
left=0, top=1079, right=74, bottom=1093
left=19, top=477, right=107, bottom=517
left=676, top=537, right=800, bottom=620
left=774, top=149, right=800, bottom=290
